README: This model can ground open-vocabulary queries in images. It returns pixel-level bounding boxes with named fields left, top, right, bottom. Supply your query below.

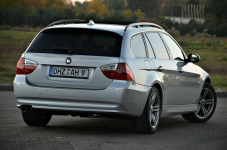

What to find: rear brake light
left=16, top=57, right=38, bottom=74
left=101, top=63, right=134, bottom=81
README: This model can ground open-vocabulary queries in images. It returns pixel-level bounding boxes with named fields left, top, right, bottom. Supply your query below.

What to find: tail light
left=101, top=63, right=134, bottom=81
left=16, top=57, right=38, bottom=74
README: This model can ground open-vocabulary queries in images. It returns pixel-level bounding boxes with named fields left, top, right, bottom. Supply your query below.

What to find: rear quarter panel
left=120, top=30, right=162, bottom=88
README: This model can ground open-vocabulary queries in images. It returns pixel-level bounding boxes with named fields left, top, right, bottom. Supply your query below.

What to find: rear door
left=160, top=33, right=201, bottom=105
left=144, top=32, right=180, bottom=105
left=126, top=33, right=153, bottom=86
left=24, top=28, right=122, bottom=89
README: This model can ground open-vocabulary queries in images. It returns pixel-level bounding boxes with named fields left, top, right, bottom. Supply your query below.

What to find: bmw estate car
left=14, top=19, right=217, bottom=133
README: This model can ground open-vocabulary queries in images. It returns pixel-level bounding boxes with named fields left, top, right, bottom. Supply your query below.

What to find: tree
left=123, top=9, right=133, bottom=19
left=126, top=0, right=159, bottom=18
left=46, top=0, right=70, bottom=10
left=20, top=0, right=46, bottom=10
left=102, top=0, right=125, bottom=11
left=135, top=9, right=145, bottom=19
left=204, top=0, right=227, bottom=36
left=207, top=0, right=227, bottom=21
left=104, top=11, right=125, bottom=21
left=12, top=3, right=27, bottom=26
left=0, top=0, right=21, bottom=8
left=187, top=0, right=200, bottom=5
left=74, top=1, right=89, bottom=14
left=87, top=0, right=109, bottom=18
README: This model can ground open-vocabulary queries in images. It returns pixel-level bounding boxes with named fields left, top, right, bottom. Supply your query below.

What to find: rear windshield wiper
left=43, top=47, right=74, bottom=54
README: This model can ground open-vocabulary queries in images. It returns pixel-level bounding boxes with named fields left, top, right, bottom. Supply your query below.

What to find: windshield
left=27, top=28, right=122, bottom=57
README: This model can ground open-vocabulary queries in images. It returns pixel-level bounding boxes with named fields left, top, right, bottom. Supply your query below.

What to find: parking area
left=0, top=91, right=226, bottom=150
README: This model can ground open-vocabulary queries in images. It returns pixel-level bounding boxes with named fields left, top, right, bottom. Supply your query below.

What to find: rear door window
left=131, top=34, right=147, bottom=58
left=145, top=32, right=169, bottom=59
left=27, top=28, right=122, bottom=57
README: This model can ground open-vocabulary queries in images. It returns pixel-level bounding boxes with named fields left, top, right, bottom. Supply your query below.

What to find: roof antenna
left=88, top=20, right=95, bottom=26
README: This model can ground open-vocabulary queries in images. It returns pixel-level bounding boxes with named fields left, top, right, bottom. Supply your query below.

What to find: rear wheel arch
left=140, top=82, right=163, bottom=117
left=132, top=83, right=162, bottom=133
left=152, top=83, right=163, bottom=109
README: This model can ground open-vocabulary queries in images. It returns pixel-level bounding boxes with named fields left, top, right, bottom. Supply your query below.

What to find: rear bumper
left=14, top=75, right=150, bottom=117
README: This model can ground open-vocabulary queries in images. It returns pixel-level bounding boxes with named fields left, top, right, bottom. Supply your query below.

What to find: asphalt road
left=0, top=91, right=226, bottom=150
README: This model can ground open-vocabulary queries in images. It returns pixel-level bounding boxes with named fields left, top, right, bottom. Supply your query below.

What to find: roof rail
left=124, top=22, right=164, bottom=31
left=47, top=20, right=164, bottom=31
left=47, top=19, right=85, bottom=27
left=48, top=19, right=135, bottom=27
left=95, top=21, right=135, bottom=25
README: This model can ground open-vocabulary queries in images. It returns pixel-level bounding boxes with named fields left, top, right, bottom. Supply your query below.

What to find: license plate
left=49, top=66, right=89, bottom=79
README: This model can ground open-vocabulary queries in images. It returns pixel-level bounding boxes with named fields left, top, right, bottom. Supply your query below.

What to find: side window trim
left=144, top=33, right=156, bottom=58
left=141, top=33, right=149, bottom=58
left=130, top=33, right=147, bottom=58
left=157, top=32, right=172, bottom=59
left=130, top=34, right=136, bottom=58
left=159, top=32, right=186, bottom=60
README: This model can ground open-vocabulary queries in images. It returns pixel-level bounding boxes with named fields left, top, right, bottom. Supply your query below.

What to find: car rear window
left=27, top=28, right=122, bottom=57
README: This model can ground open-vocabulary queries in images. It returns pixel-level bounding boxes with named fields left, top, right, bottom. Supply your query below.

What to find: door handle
left=145, top=69, right=152, bottom=71
left=157, top=66, right=165, bottom=72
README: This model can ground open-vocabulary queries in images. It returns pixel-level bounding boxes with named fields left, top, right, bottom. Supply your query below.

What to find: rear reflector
left=16, top=57, right=38, bottom=74
left=101, top=63, right=134, bottom=81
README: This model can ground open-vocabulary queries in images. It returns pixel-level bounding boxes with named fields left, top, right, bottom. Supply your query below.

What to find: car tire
left=22, top=111, right=52, bottom=126
left=182, top=82, right=217, bottom=123
left=132, top=86, right=161, bottom=134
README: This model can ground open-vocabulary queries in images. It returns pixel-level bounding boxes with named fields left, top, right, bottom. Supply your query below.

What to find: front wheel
left=132, top=86, right=161, bottom=134
left=182, top=82, right=217, bottom=123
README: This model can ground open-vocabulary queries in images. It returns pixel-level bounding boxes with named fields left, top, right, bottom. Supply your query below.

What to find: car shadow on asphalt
left=25, top=115, right=194, bottom=135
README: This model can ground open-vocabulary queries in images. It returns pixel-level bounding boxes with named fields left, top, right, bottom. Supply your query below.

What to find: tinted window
left=28, top=28, right=122, bottom=57
left=131, top=34, right=146, bottom=58
left=146, top=33, right=169, bottom=59
left=161, top=34, right=184, bottom=60
left=144, top=35, right=155, bottom=58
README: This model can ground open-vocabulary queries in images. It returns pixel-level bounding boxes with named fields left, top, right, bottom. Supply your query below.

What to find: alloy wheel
left=196, top=88, right=215, bottom=119
left=149, top=92, right=160, bottom=128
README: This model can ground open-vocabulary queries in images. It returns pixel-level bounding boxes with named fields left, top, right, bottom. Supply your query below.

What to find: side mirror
left=187, top=53, right=200, bottom=63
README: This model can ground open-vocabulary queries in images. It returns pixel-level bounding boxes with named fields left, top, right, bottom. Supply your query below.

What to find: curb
left=216, top=92, right=227, bottom=98
left=0, top=86, right=227, bottom=98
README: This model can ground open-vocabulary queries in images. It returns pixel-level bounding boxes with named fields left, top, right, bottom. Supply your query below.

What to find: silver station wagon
left=14, top=19, right=217, bottom=133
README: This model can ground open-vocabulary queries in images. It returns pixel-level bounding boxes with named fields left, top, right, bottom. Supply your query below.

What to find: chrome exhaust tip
left=27, top=106, right=33, bottom=112
left=21, top=106, right=27, bottom=112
